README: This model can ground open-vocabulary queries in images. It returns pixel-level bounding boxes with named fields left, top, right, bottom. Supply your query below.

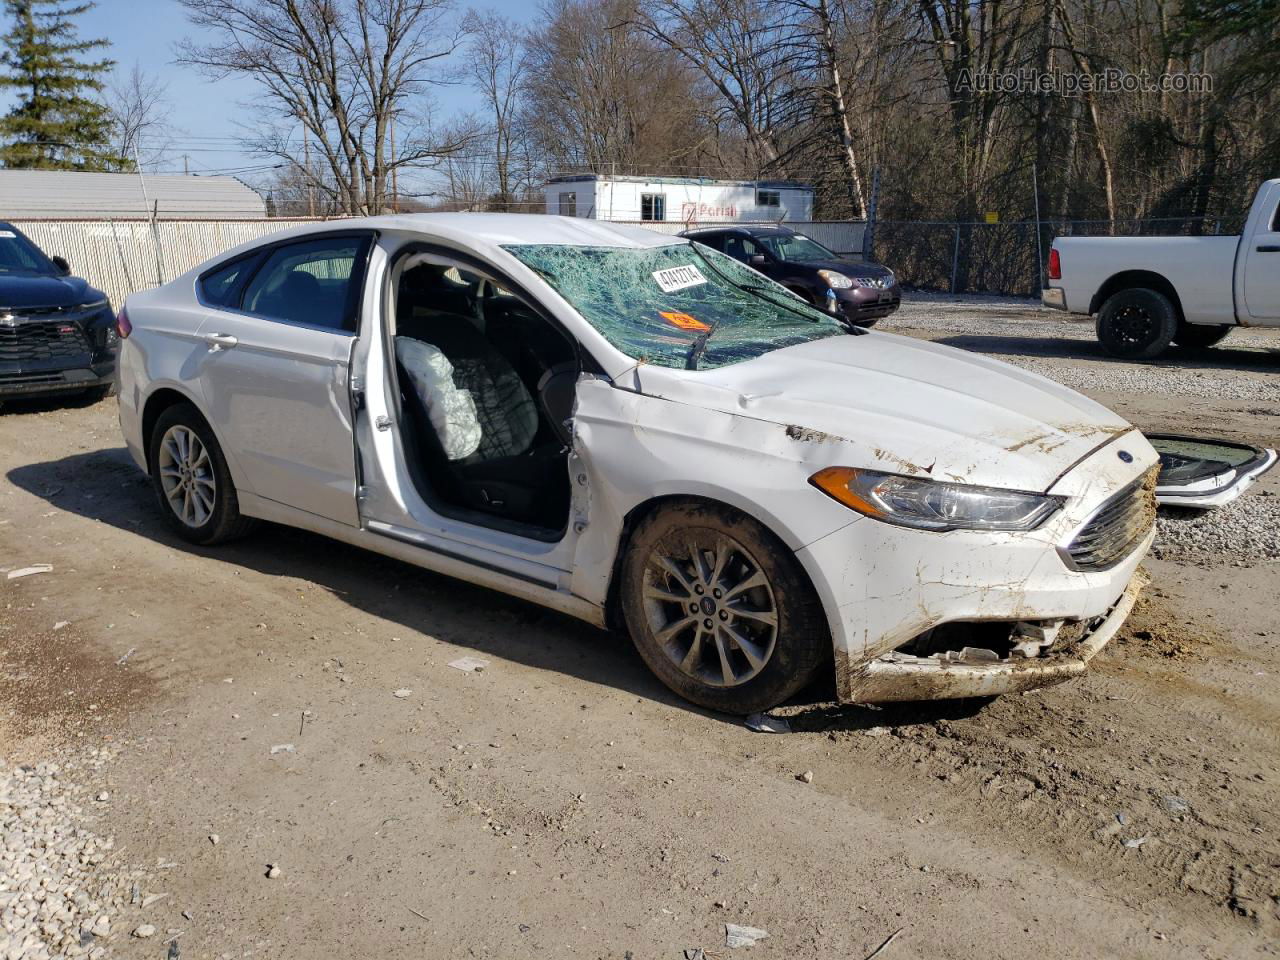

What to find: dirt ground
left=2, top=300, right=1278, bottom=960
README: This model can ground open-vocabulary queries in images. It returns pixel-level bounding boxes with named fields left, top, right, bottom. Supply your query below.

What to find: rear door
left=194, top=232, right=374, bottom=526
left=1242, top=182, right=1280, bottom=322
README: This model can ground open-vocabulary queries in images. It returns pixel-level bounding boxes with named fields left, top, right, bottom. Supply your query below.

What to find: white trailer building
left=543, top=175, right=814, bottom=225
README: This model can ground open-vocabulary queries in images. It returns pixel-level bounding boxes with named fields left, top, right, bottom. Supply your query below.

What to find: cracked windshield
left=502, top=242, right=846, bottom=370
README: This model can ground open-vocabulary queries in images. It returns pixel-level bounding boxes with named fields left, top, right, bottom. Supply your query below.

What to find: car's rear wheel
left=1095, top=287, right=1178, bottom=359
left=619, top=500, right=828, bottom=714
left=1172, top=323, right=1232, bottom=349
left=148, top=403, right=256, bottom=545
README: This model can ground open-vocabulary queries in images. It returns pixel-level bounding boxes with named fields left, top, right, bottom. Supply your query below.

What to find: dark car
left=0, top=222, right=117, bottom=407
left=679, top=224, right=900, bottom=326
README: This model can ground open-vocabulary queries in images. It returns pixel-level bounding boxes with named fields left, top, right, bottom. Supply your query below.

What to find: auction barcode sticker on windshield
left=652, top=264, right=708, bottom=293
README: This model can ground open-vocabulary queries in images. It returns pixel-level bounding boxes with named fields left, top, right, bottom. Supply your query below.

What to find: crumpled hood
left=643, top=331, right=1136, bottom=492
left=0, top=274, right=96, bottom=310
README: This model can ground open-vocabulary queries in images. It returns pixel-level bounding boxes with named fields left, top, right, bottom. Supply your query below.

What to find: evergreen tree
left=0, top=0, right=119, bottom=169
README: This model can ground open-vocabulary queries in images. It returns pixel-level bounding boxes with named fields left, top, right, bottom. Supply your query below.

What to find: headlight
left=810, top=467, right=1062, bottom=531
left=817, top=269, right=853, bottom=289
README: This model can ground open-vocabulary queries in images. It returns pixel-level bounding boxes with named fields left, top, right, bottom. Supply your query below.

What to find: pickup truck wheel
left=1096, top=288, right=1177, bottom=359
left=1172, top=323, right=1232, bottom=349
left=619, top=500, right=828, bottom=715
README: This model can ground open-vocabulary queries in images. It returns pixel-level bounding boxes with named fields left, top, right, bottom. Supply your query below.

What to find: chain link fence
left=871, top=217, right=1239, bottom=297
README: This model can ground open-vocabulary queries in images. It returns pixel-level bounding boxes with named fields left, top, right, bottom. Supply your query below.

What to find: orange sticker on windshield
left=659, top=311, right=711, bottom=332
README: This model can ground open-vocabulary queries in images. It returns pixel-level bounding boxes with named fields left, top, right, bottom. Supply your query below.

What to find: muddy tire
left=1095, top=287, right=1178, bottom=359
left=1172, top=323, right=1231, bottom=349
left=148, top=403, right=256, bottom=545
left=619, top=499, right=828, bottom=714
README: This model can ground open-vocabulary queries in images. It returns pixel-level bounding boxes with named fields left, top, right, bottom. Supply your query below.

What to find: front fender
left=567, top=378, right=857, bottom=609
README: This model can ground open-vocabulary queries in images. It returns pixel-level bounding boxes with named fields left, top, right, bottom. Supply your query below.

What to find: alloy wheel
left=1112, top=304, right=1155, bottom=346
left=641, top=532, right=779, bottom=688
left=157, top=425, right=216, bottom=528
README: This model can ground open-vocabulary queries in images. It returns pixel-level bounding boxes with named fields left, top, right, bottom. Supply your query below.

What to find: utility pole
left=390, top=113, right=399, bottom=214
left=303, top=132, right=315, bottom=218
left=135, top=147, right=164, bottom=287
left=183, top=154, right=189, bottom=176
left=1032, top=161, right=1044, bottom=286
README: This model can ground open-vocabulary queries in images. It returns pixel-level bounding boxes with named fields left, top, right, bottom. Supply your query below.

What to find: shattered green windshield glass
left=502, top=242, right=846, bottom=370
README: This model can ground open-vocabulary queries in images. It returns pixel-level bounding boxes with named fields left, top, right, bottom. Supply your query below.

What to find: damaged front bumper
left=845, top=568, right=1148, bottom=702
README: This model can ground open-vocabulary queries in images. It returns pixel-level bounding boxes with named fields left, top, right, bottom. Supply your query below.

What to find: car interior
left=721, top=235, right=761, bottom=262
left=389, top=251, right=578, bottom=537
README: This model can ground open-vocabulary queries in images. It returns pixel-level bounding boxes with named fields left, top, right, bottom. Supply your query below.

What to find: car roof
left=682, top=225, right=796, bottom=238
left=267, top=213, right=685, bottom=250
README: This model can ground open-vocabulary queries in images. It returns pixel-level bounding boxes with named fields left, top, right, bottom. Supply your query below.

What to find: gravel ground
left=1154, top=494, right=1280, bottom=565
left=1, top=750, right=150, bottom=960
left=891, top=293, right=1280, bottom=349
left=1003, top=359, right=1280, bottom=403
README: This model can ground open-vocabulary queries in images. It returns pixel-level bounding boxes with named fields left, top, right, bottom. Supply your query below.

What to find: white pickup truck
left=1042, top=179, right=1280, bottom=358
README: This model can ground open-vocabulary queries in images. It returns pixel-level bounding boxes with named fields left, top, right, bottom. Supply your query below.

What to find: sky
left=62, top=0, right=537, bottom=191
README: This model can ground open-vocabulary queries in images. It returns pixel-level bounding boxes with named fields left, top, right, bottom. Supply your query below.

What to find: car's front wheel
left=619, top=500, right=828, bottom=714
left=1095, top=287, right=1178, bottom=359
left=148, top=403, right=256, bottom=545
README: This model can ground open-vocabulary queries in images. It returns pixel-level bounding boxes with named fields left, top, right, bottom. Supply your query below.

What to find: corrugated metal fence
left=11, top=217, right=868, bottom=309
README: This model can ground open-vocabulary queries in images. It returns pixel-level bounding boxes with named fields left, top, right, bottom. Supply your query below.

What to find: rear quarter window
left=199, top=254, right=257, bottom=308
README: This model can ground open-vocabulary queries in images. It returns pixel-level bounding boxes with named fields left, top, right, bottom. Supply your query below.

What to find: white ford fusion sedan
left=116, top=215, right=1157, bottom=713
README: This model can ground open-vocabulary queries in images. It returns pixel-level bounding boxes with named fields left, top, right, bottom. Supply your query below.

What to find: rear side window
left=690, top=234, right=724, bottom=252
left=241, top=236, right=369, bottom=332
left=199, top=254, right=256, bottom=307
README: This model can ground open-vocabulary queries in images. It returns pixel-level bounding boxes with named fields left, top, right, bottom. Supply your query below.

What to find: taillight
left=115, top=305, right=132, bottom=339
left=1047, top=248, right=1061, bottom=280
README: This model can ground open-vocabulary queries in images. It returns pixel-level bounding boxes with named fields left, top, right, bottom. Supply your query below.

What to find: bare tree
left=633, top=0, right=801, bottom=173
left=104, top=64, right=172, bottom=171
left=522, top=0, right=713, bottom=179
left=176, top=0, right=470, bottom=215
left=463, top=10, right=528, bottom=207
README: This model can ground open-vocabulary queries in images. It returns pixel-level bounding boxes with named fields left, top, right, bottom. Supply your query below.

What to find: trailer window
left=756, top=189, right=781, bottom=208
left=641, top=194, right=666, bottom=222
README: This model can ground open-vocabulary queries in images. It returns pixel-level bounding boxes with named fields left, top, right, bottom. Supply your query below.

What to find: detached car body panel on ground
left=0, top=222, right=117, bottom=403
left=117, top=214, right=1157, bottom=712
left=679, top=224, right=901, bottom=325
left=1148, top=434, right=1278, bottom=509
left=1042, top=179, right=1280, bottom=358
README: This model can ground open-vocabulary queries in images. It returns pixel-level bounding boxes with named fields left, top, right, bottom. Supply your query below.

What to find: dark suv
left=679, top=225, right=900, bottom=326
left=0, top=222, right=117, bottom=407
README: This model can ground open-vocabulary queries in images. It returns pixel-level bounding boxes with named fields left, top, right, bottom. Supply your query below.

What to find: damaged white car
left=116, top=216, right=1158, bottom=713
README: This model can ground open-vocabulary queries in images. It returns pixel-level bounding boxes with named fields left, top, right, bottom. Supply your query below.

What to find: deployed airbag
left=395, top=337, right=482, bottom=461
